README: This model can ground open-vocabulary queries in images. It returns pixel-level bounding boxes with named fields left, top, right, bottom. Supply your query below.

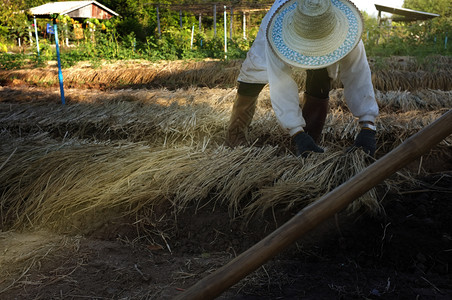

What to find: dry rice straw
left=1, top=56, right=451, bottom=91
left=0, top=138, right=381, bottom=233
left=1, top=86, right=450, bottom=152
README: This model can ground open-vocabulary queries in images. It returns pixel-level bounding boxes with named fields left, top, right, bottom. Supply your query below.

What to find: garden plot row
left=1, top=56, right=451, bottom=90
left=1, top=86, right=450, bottom=235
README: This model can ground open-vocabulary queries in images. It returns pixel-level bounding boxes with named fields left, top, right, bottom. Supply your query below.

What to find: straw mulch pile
left=0, top=132, right=384, bottom=234
left=1, top=85, right=450, bottom=151
left=369, top=55, right=452, bottom=72
left=0, top=230, right=73, bottom=292
left=1, top=56, right=451, bottom=91
left=371, top=69, right=451, bottom=91
left=1, top=83, right=451, bottom=236
left=0, top=59, right=242, bottom=89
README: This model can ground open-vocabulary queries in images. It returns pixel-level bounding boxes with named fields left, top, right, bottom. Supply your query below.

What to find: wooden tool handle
left=176, top=109, right=452, bottom=300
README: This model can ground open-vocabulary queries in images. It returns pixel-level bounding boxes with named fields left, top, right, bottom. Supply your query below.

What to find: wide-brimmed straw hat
left=267, top=0, right=363, bottom=69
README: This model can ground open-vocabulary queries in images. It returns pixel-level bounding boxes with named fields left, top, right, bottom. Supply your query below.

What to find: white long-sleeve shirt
left=238, top=0, right=379, bottom=136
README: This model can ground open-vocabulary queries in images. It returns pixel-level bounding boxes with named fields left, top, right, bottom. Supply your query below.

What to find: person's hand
left=349, top=128, right=376, bottom=156
left=293, top=131, right=324, bottom=157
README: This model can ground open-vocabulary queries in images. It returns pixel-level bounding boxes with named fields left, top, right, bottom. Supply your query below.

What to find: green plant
left=0, top=42, right=7, bottom=53
left=0, top=53, right=28, bottom=69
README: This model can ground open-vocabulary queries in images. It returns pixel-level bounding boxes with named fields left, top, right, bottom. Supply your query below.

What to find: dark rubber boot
left=302, top=93, right=329, bottom=143
left=226, top=93, right=258, bottom=147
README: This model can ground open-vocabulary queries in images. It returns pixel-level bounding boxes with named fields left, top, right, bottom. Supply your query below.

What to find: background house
left=28, top=1, right=118, bottom=43
left=29, top=1, right=119, bottom=20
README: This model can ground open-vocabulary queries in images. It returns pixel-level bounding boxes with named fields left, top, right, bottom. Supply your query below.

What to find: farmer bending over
left=226, top=0, right=379, bottom=157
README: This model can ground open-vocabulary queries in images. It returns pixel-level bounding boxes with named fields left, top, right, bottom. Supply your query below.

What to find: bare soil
left=1, top=168, right=451, bottom=299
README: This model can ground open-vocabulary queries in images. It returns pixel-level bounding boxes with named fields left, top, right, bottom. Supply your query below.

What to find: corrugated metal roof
left=30, top=1, right=118, bottom=17
left=375, top=4, right=440, bottom=21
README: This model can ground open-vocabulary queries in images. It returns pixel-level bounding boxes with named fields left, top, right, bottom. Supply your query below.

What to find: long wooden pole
left=175, top=109, right=452, bottom=300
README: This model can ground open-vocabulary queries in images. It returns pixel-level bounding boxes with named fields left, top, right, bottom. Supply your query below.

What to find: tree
left=403, top=0, right=451, bottom=45
left=24, top=0, right=47, bottom=8
left=0, top=0, right=31, bottom=44
left=403, top=0, right=451, bottom=15
left=402, top=0, right=451, bottom=32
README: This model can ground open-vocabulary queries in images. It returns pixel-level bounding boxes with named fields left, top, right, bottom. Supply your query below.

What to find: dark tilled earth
left=1, top=171, right=451, bottom=300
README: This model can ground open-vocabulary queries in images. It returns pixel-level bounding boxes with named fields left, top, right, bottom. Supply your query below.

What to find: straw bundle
left=3, top=85, right=450, bottom=115
left=0, top=133, right=381, bottom=234
left=1, top=81, right=450, bottom=236
left=1, top=56, right=451, bottom=91
left=374, top=90, right=452, bottom=112
left=0, top=230, right=70, bottom=293
left=0, top=87, right=236, bottom=146
left=1, top=86, right=450, bottom=154
left=323, top=108, right=451, bottom=152
left=245, top=151, right=379, bottom=215
left=371, top=69, right=452, bottom=91
left=0, top=85, right=237, bottom=105
left=0, top=59, right=243, bottom=89
left=369, top=55, right=452, bottom=72
left=377, top=109, right=452, bottom=143
left=328, top=89, right=452, bottom=113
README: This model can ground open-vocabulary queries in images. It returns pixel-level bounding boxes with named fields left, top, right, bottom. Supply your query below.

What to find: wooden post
left=230, top=7, right=233, bottom=39
left=242, top=11, right=246, bottom=40
left=174, top=110, right=452, bottom=300
left=445, top=31, right=448, bottom=49
left=377, top=10, right=381, bottom=45
left=190, top=25, right=194, bottom=49
left=199, top=13, right=202, bottom=31
left=213, top=4, right=217, bottom=37
left=179, top=10, right=183, bottom=29
left=29, top=25, right=33, bottom=46
left=34, top=16, right=40, bottom=55
left=387, top=18, right=392, bottom=41
left=64, top=23, right=69, bottom=47
left=156, top=5, right=161, bottom=38
left=224, top=5, right=227, bottom=56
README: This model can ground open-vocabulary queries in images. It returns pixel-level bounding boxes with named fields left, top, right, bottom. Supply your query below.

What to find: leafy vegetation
left=0, top=0, right=451, bottom=70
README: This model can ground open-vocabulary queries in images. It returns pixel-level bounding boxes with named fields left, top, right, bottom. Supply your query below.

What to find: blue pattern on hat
left=271, top=0, right=360, bottom=67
